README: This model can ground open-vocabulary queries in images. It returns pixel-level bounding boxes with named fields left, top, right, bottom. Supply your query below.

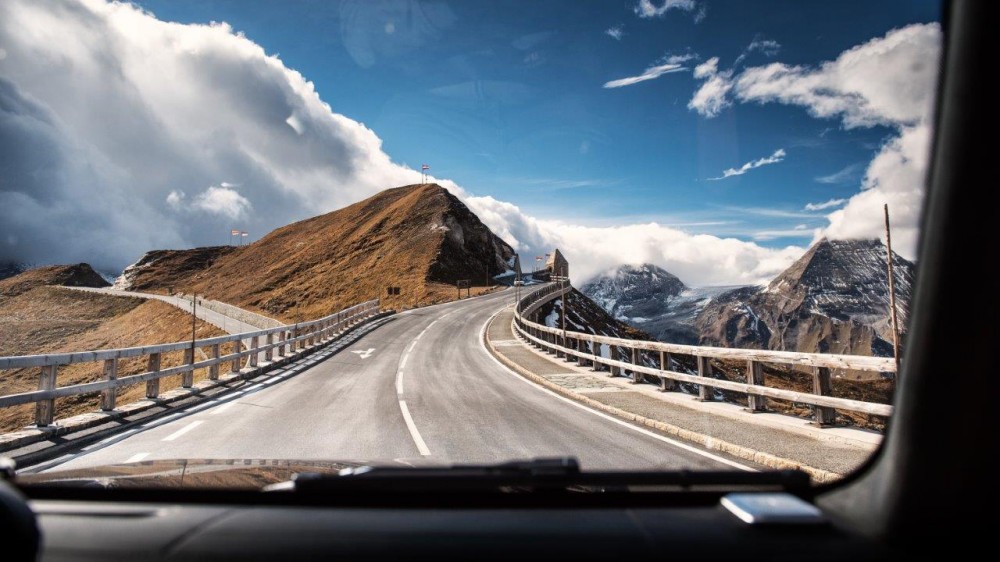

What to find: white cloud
left=191, top=185, right=252, bottom=219
left=734, top=36, right=781, bottom=67
left=463, top=195, right=801, bottom=285
left=753, top=227, right=818, bottom=241
left=815, top=163, right=863, bottom=184
left=710, top=149, right=786, bottom=180
left=664, top=53, right=698, bottom=64
left=634, top=0, right=698, bottom=19
left=166, top=190, right=185, bottom=210
left=689, top=24, right=941, bottom=258
left=0, top=0, right=801, bottom=287
left=605, top=25, right=624, bottom=41
left=603, top=62, right=687, bottom=88
left=688, top=57, right=733, bottom=117
left=803, top=198, right=847, bottom=211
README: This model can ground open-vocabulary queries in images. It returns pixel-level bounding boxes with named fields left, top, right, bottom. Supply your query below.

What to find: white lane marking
left=162, top=420, right=204, bottom=442
left=211, top=401, right=237, bottom=415
left=185, top=401, right=216, bottom=413
left=351, top=348, right=376, bottom=359
left=81, top=429, right=138, bottom=451
left=399, top=353, right=409, bottom=370
left=398, top=400, right=431, bottom=456
left=142, top=412, right=182, bottom=428
left=124, top=452, right=150, bottom=463
left=396, top=370, right=404, bottom=395
left=408, top=341, right=417, bottom=353
left=478, top=313, right=756, bottom=472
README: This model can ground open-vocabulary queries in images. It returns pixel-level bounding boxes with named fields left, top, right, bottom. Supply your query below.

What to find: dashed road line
left=162, top=420, right=203, bottom=442
left=81, top=429, right=138, bottom=451
left=211, top=401, right=237, bottom=415
left=124, top=452, right=150, bottom=463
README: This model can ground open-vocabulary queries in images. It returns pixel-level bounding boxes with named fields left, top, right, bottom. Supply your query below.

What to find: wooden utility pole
left=191, top=293, right=198, bottom=378
left=560, top=267, right=568, bottom=344
left=884, top=204, right=901, bottom=373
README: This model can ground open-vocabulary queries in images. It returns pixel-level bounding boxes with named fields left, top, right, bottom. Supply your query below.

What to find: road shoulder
left=483, top=305, right=877, bottom=483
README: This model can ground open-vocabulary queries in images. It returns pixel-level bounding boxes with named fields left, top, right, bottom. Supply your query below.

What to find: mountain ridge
left=114, top=184, right=516, bottom=321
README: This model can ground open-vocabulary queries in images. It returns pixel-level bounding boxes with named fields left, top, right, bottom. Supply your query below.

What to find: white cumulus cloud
left=0, top=0, right=800, bottom=287
left=605, top=25, right=624, bottom=41
left=710, top=149, right=786, bottom=180
left=191, top=185, right=252, bottom=220
left=634, top=0, right=698, bottom=19
left=688, top=24, right=941, bottom=258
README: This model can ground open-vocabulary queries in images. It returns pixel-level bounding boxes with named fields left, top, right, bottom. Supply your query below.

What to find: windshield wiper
left=262, top=457, right=809, bottom=494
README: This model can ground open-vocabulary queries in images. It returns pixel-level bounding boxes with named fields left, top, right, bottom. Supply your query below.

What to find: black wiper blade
left=263, top=457, right=809, bottom=494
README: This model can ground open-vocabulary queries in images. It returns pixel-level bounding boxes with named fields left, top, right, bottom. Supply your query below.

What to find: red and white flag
left=241, top=232, right=248, bottom=237
left=421, top=164, right=430, bottom=170
left=231, top=229, right=239, bottom=236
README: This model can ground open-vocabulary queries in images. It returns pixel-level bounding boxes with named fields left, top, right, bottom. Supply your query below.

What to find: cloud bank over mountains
left=0, top=1, right=937, bottom=286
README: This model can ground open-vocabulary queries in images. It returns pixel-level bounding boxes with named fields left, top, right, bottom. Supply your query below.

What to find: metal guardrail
left=513, top=284, right=894, bottom=422
left=0, top=299, right=381, bottom=426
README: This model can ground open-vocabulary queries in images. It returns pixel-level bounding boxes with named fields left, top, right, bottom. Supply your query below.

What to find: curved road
left=42, top=290, right=752, bottom=472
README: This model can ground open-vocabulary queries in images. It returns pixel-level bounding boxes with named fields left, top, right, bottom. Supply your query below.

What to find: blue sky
left=0, top=0, right=941, bottom=284
left=132, top=0, right=939, bottom=245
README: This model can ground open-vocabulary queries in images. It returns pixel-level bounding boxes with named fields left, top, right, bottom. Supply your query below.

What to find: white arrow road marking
left=351, top=348, right=376, bottom=359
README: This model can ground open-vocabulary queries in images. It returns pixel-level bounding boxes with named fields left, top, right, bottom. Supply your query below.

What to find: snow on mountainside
left=696, top=238, right=914, bottom=363
left=580, top=263, right=747, bottom=344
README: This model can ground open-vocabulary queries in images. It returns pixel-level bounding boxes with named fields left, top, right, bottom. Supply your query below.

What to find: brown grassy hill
left=116, top=184, right=516, bottom=321
left=0, top=263, right=109, bottom=297
left=0, top=281, right=225, bottom=431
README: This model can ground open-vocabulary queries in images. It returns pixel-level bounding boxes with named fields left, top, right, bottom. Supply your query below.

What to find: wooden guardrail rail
left=0, top=299, right=381, bottom=427
left=514, top=284, right=894, bottom=423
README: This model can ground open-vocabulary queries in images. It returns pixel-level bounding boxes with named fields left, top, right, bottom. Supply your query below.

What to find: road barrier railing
left=513, top=284, right=894, bottom=424
left=0, top=299, right=381, bottom=427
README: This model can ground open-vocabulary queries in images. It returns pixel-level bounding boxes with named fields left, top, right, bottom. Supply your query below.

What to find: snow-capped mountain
left=580, top=264, right=743, bottom=344
left=695, top=238, right=914, bottom=358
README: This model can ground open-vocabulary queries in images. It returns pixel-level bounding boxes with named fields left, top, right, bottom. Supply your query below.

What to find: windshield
left=0, top=0, right=940, bottom=489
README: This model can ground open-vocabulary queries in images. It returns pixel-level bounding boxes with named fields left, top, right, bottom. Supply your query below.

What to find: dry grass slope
left=120, top=184, right=515, bottom=322
left=1, top=274, right=225, bottom=432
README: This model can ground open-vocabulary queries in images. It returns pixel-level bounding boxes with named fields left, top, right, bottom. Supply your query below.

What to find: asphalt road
left=42, top=290, right=752, bottom=472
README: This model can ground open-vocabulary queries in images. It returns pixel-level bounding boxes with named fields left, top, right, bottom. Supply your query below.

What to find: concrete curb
left=482, top=308, right=842, bottom=484
left=0, top=311, right=394, bottom=455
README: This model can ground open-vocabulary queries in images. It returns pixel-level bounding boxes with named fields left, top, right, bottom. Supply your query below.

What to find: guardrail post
left=813, top=367, right=836, bottom=425
left=608, top=345, right=619, bottom=377
left=231, top=341, right=243, bottom=373
left=209, top=344, right=220, bottom=380
left=592, top=342, right=602, bottom=371
left=249, top=335, right=259, bottom=368
left=631, top=348, right=642, bottom=384
left=146, top=352, right=161, bottom=398
left=101, top=358, right=118, bottom=410
left=697, top=356, right=714, bottom=401
left=659, top=351, right=675, bottom=392
left=746, top=360, right=766, bottom=412
left=265, top=333, right=274, bottom=362
left=182, top=347, right=195, bottom=388
left=35, top=365, right=57, bottom=426
left=277, top=331, right=286, bottom=357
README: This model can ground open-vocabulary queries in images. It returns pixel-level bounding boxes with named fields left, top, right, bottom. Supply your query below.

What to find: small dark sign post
left=456, top=279, right=471, bottom=299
